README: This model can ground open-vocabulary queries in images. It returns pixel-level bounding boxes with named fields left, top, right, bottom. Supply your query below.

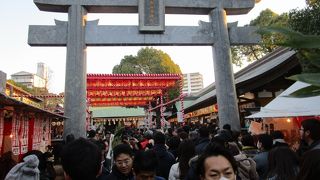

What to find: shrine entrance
left=87, top=73, right=182, bottom=129
left=29, top=0, right=260, bottom=138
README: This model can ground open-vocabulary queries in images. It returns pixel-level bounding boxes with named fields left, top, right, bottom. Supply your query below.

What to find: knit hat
left=5, top=154, right=40, bottom=180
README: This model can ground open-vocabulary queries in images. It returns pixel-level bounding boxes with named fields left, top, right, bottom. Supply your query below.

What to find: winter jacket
left=184, top=156, right=200, bottom=180
left=153, top=144, right=176, bottom=179
left=5, top=155, right=40, bottom=180
left=310, top=140, right=320, bottom=151
left=253, top=151, right=269, bottom=180
left=168, top=163, right=180, bottom=180
left=105, top=166, right=134, bottom=180
left=234, top=153, right=259, bottom=180
left=195, top=138, right=210, bottom=155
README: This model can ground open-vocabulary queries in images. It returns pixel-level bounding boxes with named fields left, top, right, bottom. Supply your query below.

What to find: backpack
left=234, top=153, right=259, bottom=180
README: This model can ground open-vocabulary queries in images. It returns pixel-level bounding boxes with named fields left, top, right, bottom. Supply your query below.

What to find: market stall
left=0, top=93, right=65, bottom=159
left=247, top=81, right=320, bottom=140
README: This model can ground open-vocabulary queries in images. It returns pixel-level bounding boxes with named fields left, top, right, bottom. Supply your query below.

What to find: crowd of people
left=1, top=118, right=320, bottom=180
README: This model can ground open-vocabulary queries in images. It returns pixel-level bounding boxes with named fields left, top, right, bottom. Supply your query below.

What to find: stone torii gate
left=29, top=0, right=260, bottom=138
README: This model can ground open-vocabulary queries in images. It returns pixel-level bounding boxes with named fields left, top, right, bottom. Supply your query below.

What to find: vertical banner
left=177, top=112, right=183, bottom=123
left=28, top=117, right=35, bottom=152
left=44, top=118, right=50, bottom=143
left=0, top=110, right=4, bottom=152
left=11, top=113, right=20, bottom=155
left=20, top=115, right=29, bottom=154
left=32, top=116, right=41, bottom=150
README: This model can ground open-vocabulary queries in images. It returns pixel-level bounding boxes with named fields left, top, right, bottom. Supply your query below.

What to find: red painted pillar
left=28, top=117, right=35, bottom=151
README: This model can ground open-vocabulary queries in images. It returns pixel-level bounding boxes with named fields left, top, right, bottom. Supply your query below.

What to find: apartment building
left=11, top=62, right=48, bottom=88
left=182, top=72, right=204, bottom=94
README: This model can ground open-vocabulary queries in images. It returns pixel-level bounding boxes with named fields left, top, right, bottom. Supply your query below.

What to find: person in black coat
left=152, top=131, right=176, bottom=179
left=195, top=126, right=210, bottom=155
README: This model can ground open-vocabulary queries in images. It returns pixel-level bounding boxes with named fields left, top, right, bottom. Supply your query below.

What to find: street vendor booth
left=247, top=81, right=320, bottom=140
left=0, top=92, right=65, bottom=160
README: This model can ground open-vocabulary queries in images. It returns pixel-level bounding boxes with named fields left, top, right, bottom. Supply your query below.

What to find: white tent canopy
left=247, top=81, right=320, bottom=118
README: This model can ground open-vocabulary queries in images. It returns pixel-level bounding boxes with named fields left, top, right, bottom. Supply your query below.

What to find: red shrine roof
left=87, top=74, right=182, bottom=107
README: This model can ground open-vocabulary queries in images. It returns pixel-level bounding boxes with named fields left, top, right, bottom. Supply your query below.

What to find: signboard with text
left=139, top=0, right=165, bottom=32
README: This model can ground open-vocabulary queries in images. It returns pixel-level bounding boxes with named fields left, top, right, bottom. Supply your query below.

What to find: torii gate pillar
left=210, top=8, right=240, bottom=131
left=64, top=5, right=87, bottom=138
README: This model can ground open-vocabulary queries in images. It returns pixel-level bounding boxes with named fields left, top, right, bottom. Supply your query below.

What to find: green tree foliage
left=257, top=27, right=320, bottom=97
left=7, top=79, right=63, bottom=110
left=7, top=79, right=34, bottom=94
left=113, top=47, right=181, bottom=74
left=231, top=9, right=289, bottom=66
left=289, top=1, right=320, bottom=35
left=288, top=2, right=320, bottom=76
left=45, top=92, right=64, bottom=110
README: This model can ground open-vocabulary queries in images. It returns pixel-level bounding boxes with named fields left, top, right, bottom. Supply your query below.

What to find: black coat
left=153, top=144, right=176, bottom=179
left=195, top=138, right=210, bottom=155
left=105, top=166, right=134, bottom=180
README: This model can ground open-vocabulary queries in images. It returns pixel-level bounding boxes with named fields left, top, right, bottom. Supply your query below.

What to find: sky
left=0, top=0, right=306, bottom=94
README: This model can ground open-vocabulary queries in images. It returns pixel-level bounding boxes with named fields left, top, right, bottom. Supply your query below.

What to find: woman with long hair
left=169, top=139, right=195, bottom=180
left=266, top=146, right=299, bottom=180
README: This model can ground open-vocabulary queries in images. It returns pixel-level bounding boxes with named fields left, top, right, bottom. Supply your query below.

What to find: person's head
left=178, top=131, right=189, bottom=140
left=166, top=136, right=181, bottom=150
left=199, top=126, right=210, bottom=138
left=300, top=118, right=320, bottom=145
left=66, top=134, right=75, bottom=144
left=153, top=131, right=166, bottom=145
left=143, top=130, right=153, bottom=140
left=176, top=127, right=185, bottom=135
left=296, top=149, right=320, bottom=180
left=183, top=125, right=190, bottom=134
left=222, top=124, right=231, bottom=131
left=61, top=138, right=102, bottom=180
left=112, top=144, right=134, bottom=175
left=104, top=130, right=111, bottom=141
left=5, top=154, right=40, bottom=180
left=197, top=143, right=237, bottom=180
left=217, top=130, right=233, bottom=142
left=257, top=134, right=273, bottom=151
left=241, top=134, right=256, bottom=147
left=189, top=130, right=199, bottom=141
left=133, top=150, right=158, bottom=180
left=88, top=130, right=97, bottom=139
left=23, top=150, right=46, bottom=172
left=267, top=147, right=299, bottom=180
left=271, top=130, right=284, bottom=140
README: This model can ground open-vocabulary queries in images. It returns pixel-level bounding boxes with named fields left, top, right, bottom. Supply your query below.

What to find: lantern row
left=90, top=101, right=148, bottom=107
left=87, top=89, right=163, bottom=97
left=89, top=96, right=154, bottom=103
left=87, top=79, right=176, bottom=89
left=87, top=73, right=182, bottom=80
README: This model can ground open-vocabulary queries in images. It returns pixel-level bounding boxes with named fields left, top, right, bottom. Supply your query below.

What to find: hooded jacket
left=234, top=153, right=259, bottom=180
left=5, top=154, right=40, bottom=180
